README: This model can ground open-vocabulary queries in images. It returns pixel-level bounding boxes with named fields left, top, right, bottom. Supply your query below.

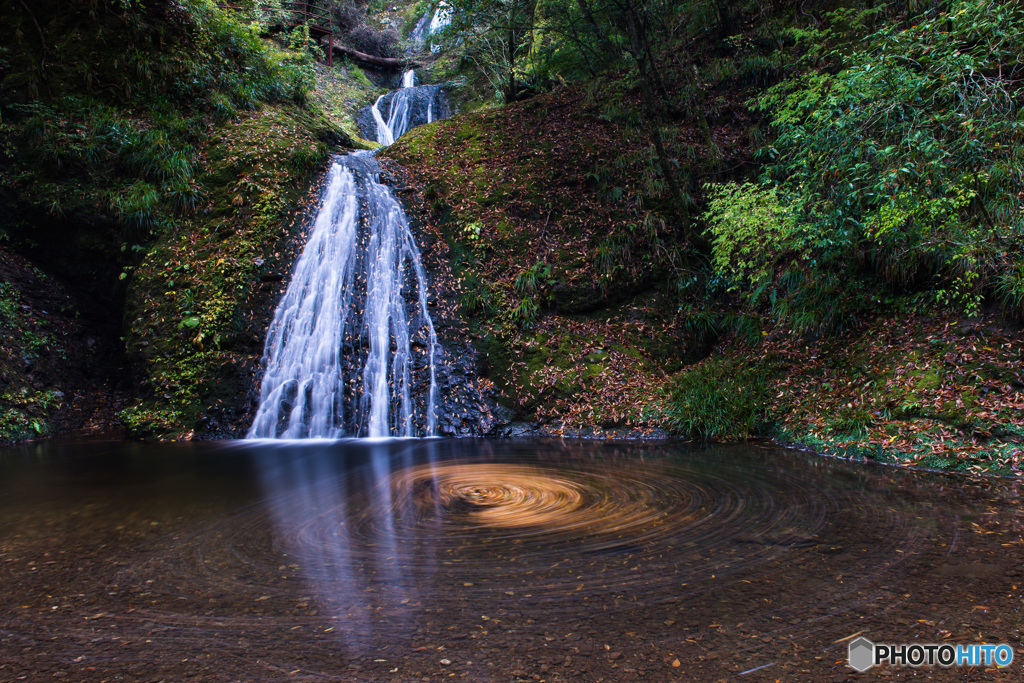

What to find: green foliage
left=0, top=281, right=63, bottom=442
left=594, top=233, right=630, bottom=291
left=0, top=0, right=341, bottom=440
left=531, top=0, right=692, bottom=82
left=995, top=264, right=1024, bottom=319
left=2, top=0, right=319, bottom=240
left=511, top=295, right=540, bottom=327
left=829, top=405, right=873, bottom=436
left=441, top=0, right=541, bottom=102
left=511, top=261, right=553, bottom=328
left=0, top=283, right=19, bottom=323
left=458, top=273, right=497, bottom=315
left=346, top=60, right=377, bottom=90
left=667, top=357, right=776, bottom=440
left=743, top=0, right=1024, bottom=323
left=118, top=101, right=333, bottom=439
left=514, top=261, right=551, bottom=294
left=173, top=0, right=316, bottom=107
left=112, top=181, right=162, bottom=235
left=0, top=388, right=62, bottom=441
left=0, top=282, right=51, bottom=360
left=705, top=181, right=796, bottom=291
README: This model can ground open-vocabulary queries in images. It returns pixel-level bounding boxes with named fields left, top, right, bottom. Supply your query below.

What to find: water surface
left=0, top=439, right=1021, bottom=681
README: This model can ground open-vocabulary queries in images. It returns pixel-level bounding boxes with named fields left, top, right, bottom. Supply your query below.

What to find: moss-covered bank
left=382, top=85, right=747, bottom=435
left=120, top=104, right=340, bottom=438
left=0, top=0, right=354, bottom=441
left=669, top=311, right=1024, bottom=475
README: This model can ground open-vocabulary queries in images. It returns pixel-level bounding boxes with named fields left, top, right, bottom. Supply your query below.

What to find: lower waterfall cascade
left=248, top=69, right=446, bottom=439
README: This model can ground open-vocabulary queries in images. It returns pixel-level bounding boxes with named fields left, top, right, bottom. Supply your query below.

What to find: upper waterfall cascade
left=249, top=69, right=446, bottom=439
left=427, top=2, right=452, bottom=52
left=409, top=2, right=451, bottom=51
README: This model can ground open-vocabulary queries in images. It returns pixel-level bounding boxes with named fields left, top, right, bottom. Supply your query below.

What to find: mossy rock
left=914, top=368, right=944, bottom=391
left=121, top=104, right=340, bottom=439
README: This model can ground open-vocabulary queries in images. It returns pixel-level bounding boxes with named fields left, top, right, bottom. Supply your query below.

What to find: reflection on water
left=0, top=439, right=1022, bottom=681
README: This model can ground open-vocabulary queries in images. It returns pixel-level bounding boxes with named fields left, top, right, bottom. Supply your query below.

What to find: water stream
left=248, top=153, right=438, bottom=439
left=369, top=69, right=443, bottom=146
left=249, top=68, right=443, bottom=439
left=410, top=2, right=451, bottom=52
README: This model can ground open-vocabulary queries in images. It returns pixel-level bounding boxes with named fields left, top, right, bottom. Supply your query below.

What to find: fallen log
left=320, top=39, right=422, bottom=70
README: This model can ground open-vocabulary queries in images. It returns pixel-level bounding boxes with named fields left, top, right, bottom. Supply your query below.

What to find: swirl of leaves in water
left=325, top=454, right=855, bottom=613
left=125, top=444, right=935, bottom=635
left=393, top=462, right=699, bottom=543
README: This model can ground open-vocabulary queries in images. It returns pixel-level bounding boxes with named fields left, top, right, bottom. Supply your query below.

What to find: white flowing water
left=410, top=3, right=451, bottom=50
left=428, top=2, right=452, bottom=41
left=409, top=13, right=430, bottom=45
left=370, top=96, right=395, bottom=146
left=248, top=154, right=438, bottom=439
left=371, top=69, right=419, bottom=147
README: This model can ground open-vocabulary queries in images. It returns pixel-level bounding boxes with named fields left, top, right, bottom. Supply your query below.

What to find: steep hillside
left=384, top=0, right=1024, bottom=470
left=385, top=81, right=755, bottom=435
left=0, top=0, right=351, bottom=439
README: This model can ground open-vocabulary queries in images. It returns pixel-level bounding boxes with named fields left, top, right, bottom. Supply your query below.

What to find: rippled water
left=0, top=439, right=1022, bottom=681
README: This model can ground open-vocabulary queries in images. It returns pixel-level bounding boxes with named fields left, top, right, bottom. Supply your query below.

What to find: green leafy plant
left=744, top=0, right=1024, bottom=322
left=667, top=357, right=776, bottom=440
left=511, top=296, right=540, bottom=328
left=995, top=265, right=1024, bottom=319
left=514, top=261, right=551, bottom=295
left=704, top=181, right=797, bottom=292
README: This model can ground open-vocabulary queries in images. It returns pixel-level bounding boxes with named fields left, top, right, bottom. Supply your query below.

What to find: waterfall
left=371, top=70, right=418, bottom=147
left=251, top=57, right=451, bottom=440
left=370, top=96, right=396, bottom=147
left=409, top=13, right=430, bottom=45
left=428, top=2, right=452, bottom=47
left=408, top=3, right=451, bottom=54
left=248, top=154, right=438, bottom=439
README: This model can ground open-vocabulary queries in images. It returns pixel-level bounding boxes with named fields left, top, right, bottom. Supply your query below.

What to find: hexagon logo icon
left=848, top=637, right=875, bottom=672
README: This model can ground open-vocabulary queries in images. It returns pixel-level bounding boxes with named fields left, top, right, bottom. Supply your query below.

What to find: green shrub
left=718, top=0, right=1024, bottom=324
left=704, top=181, right=797, bottom=292
left=514, top=261, right=551, bottom=295
left=4, top=0, right=320, bottom=241
left=995, top=264, right=1024, bottom=319
left=667, top=357, right=776, bottom=439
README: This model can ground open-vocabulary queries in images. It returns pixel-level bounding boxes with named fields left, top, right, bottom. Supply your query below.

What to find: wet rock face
left=429, top=323, right=496, bottom=437
left=377, top=159, right=505, bottom=438
left=357, top=85, right=451, bottom=143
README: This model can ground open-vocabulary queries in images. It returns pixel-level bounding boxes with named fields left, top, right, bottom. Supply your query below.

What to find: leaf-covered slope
left=384, top=86, right=737, bottom=433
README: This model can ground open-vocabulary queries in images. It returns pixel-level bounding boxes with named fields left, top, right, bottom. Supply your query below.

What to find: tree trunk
left=319, top=39, right=422, bottom=70
left=622, top=3, right=700, bottom=246
left=574, top=0, right=703, bottom=246
left=640, top=69, right=698, bottom=245
left=713, top=0, right=734, bottom=36
left=508, top=25, right=516, bottom=101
